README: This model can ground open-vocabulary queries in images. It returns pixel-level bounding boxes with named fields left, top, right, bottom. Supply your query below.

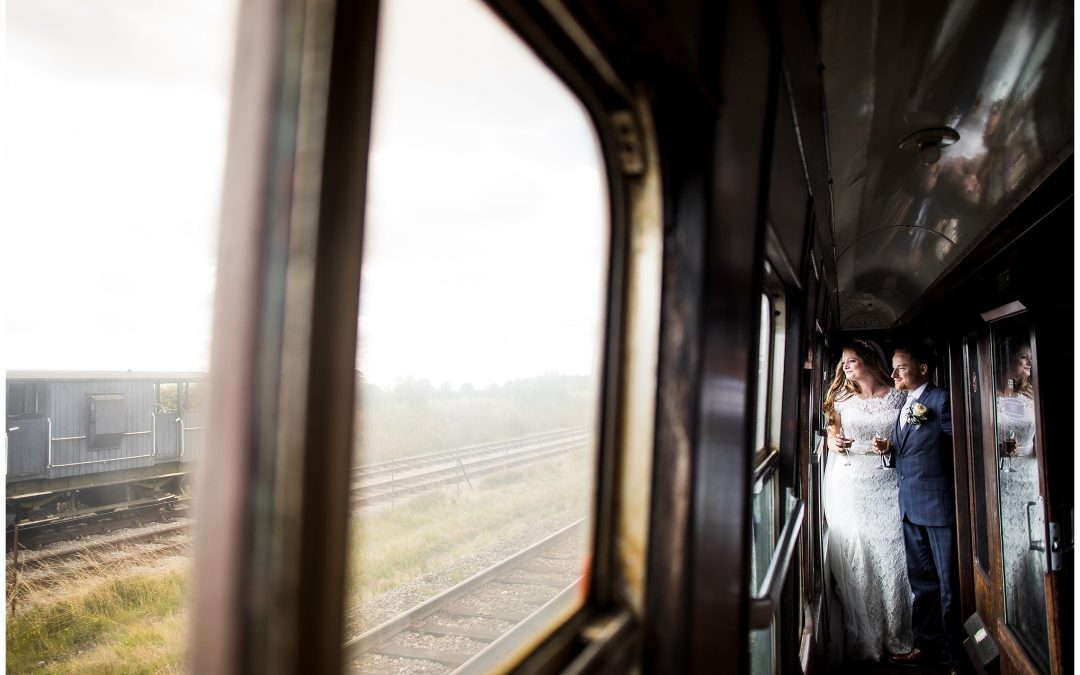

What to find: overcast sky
left=4, top=0, right=608, bottom=388
left=359, top=0, right=608, bottom=387
left=5, top=0, right=236, bottom=373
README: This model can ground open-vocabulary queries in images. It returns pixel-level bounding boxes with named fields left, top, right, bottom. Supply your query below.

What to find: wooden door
left=962, top=315, right=1065, bottom=674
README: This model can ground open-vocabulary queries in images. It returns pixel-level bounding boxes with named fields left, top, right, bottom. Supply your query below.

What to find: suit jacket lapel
left=899, top=386, right=934, bottom=449
left=898, top=388, right=925, bottom=450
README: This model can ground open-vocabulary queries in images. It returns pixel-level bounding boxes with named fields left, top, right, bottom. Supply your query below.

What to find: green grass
left=7, top=565, right=190, bottom=674
left=346, top=452, right=592, bottom=603
left=6, top=453, right=592, bottom=672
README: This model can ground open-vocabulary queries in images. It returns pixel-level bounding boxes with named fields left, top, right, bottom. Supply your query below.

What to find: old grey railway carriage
left=6, top=371, right=204, bottom=523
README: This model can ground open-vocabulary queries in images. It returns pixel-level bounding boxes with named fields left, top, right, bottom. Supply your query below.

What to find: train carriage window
left=6, top=382, right=47, bottom=419
left=182, top=381, right=203, bottom=410
left=991, top=320, right=1050, bottom=669
left=6, top=0, right=235, bottom=670
left=157, top=383, right=180, bottom=412
left=749, top=264, right=788, bottom=673
left=341, top=0, right=608, bottom=670
left=755, top=264, right=787, bottom=459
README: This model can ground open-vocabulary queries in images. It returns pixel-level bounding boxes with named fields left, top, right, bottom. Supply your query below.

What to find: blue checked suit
left=888, top=384, right=954, bottom=525
left=884, top=383, right=969, bottom=673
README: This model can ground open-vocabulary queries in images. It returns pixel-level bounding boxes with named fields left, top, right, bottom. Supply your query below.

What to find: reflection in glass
left=750, top=626, right=775, bottom=675
left=993, top=326, right=1049, bottom=668
left=749, top=473, right=778, bottom=674
left=342, top=0, right=607, bottom=670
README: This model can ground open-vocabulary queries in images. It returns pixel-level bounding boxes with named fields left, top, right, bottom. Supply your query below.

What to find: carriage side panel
left=45, top=380, right=156, bottom=479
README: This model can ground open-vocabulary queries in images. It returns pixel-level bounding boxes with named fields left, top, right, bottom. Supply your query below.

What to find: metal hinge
left=610, top=110, right=645, bottom=176
left=1048, top=521, right=1063, bottom=571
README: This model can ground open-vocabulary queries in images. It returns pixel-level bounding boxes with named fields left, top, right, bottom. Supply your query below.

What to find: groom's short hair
left=893, top=342, right=934, bottom=367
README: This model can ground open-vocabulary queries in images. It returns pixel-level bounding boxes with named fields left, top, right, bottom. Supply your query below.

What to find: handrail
left=753, top=448, right=780, bottom=483
left=811, top=434, right=825, bottom=465
left=749, top=496, right=806, bottom=628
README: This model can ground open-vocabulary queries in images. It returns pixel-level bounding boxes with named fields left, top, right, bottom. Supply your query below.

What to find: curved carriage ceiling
left=821, top=0, right=1073, bottom=330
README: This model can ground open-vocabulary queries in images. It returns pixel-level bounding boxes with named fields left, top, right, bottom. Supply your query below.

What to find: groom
left=874, top=343, right=972, bottom=674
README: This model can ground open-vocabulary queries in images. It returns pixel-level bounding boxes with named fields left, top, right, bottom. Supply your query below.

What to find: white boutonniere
left=907, top=402, right=929, bottom=428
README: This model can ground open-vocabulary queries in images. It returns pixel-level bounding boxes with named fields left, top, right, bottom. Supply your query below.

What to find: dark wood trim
left=1026, top=327, right=1066, bottom=675
left=689, top=0, right=776, bottom=670
left=995, top=619, right=1045, bottom=675
left=977, top=332, right=1004, bottom=628
left=948, top=339, right=976, bottom=622
left=285, top=1, right=381, bottom=672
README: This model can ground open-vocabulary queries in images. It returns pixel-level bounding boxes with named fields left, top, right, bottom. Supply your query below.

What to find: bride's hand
left=833, top=435, right=853, bottom=453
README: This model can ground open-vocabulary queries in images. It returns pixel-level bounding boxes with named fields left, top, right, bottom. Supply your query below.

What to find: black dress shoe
left=887, top=647, right=950, bottom=667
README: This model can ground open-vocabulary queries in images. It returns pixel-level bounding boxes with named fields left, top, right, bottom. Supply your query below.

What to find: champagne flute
left=872, top=434, right=889, bottom=470
left=1001, top=429, right=1017, bottom=473
left=838, top=426, right=852, bottom=466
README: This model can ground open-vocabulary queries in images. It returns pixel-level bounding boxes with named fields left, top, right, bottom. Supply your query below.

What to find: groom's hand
left=871, top=436, right=890, bottom=455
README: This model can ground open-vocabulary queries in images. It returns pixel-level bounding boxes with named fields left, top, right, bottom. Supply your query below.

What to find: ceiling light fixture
left=898, top=126, right=960, bottom=166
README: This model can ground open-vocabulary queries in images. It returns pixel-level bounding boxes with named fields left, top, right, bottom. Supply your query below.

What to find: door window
left=991, top=321, right=1049, bottom=669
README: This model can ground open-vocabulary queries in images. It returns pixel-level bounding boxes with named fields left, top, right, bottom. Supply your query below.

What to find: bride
left=823, top=339, right=913, bottom=661
left=996, top=343, right=1048, bottom=646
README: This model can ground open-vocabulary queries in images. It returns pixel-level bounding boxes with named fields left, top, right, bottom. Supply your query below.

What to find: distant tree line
left=353, top=374, right=596, bottom=463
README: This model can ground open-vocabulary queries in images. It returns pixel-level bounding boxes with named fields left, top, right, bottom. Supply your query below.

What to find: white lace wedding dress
left=996, top=394, right=1048, bottom=647
left=824, top=389, right=913, bottom=660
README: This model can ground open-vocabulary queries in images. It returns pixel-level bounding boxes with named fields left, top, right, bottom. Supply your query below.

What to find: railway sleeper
left=441, top=604, right=531, bottom=623
left=371, top=643, right=473, bottom=667
left=413, top=621, right=504, bottom=642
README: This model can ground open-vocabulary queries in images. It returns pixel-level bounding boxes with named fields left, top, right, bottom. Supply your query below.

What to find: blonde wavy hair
left=823, top=339, right=893, bottom=430
left=1007, top=344, right=1035, bottom=399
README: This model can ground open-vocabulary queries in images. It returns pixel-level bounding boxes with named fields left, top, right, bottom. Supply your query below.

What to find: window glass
left=749, top=624, right=776, bottom=674
left=5, top=0, right=235, bottom=671
left=749, top=471, right=778, bottom=674
left=341, top=0, right=608, bottom=670
left=754, top=294, right=772, bottom=453
left=768, top=294, right=786, bottom=448
left=6, top=383, right=47, bottom=418
left=754, top=264, right=786, bottom=458
left=992, top=321, right=1049, bottom=669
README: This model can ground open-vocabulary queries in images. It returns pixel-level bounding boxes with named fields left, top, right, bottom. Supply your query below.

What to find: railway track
left=6, top=428, right=590, bottom=551
left=344, top=519, right=586, bottom=673
left=8, top=519, right=193, bottom=588
left=8, top=497, right=189, bottom=550
left=352, top=429, right=591, bottom=507
left=353, top=428, right=587, bottom=481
